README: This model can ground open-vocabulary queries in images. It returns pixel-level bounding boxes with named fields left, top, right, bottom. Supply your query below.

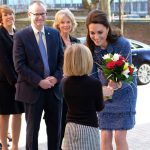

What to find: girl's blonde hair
left=63, top=44, right=93, bottom=76
left=53, top=8, right=77, bottom=33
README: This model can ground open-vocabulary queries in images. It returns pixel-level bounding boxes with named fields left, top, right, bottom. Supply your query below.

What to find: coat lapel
left=1, top=26, right=13, bottom=44
left=27, top=26, right=43, bottom=60
left=44, top=27, right=52, bottom=68
left=44, top=27, right=51, bottom=55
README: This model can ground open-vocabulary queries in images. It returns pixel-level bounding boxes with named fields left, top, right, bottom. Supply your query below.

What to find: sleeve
left=60, top=77, right=68, bottom=98
left=117, top=37, right=137, bottom=91
left=52, top=31, right=64, bottom=82
left=95, top=80, right=105, bottom=111
left=0, top=36, right=17, bottom=85
left=89, top=53, right=99, bottom=79
left=13, top=31, right=42, bottom=88
left=120, top=38, right=132, bottom=63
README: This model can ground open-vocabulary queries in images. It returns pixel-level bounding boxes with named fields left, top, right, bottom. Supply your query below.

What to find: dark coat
left=13, top=26, right=64, bottom=104
left=0, top=26, right=17, bottom=86
left=61, top=35, right=80, bottom=49
left=0, top=26, right=24, bottom=114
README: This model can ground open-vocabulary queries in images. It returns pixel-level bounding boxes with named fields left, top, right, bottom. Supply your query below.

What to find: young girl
left=53, top=9, right=80, bottom=147
left=61, top=44, right=105, bottom=150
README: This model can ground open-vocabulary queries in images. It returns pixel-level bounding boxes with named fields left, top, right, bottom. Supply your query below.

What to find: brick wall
left=15, top=18, right=150, bottom=45
left=123, top=22, right=150, bottom=45
left=111, top=21, right=150, bottom=45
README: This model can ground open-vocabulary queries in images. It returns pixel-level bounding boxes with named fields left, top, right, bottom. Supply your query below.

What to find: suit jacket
left=0, top=26, right=17, bottom=86
left=13, top=26, right=64, bottom=104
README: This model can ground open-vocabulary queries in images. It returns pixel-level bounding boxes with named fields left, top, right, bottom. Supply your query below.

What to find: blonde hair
left=0, top=5, right=14, bottom=24
left=63, top=44, right=93, bottom=76
left=53, top=8, right=77, bottom=33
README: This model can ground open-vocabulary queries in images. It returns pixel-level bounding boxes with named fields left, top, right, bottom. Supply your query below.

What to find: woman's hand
left=102, top=86, right=114, bottom=101
left=108, top=80, right=122, bottom=90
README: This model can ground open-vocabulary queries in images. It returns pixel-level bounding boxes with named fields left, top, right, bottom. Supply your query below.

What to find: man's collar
left=31, top=25, right=45, bottom=35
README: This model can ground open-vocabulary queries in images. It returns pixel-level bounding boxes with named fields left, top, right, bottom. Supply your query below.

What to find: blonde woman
left=61, top=44, right=105, bottom=150
left=0, top=5, right=24, bottom=150
left=53, top=8, right=80, bottom=48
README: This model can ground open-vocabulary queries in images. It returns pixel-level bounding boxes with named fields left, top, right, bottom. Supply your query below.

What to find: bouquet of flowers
left=100, top=53, right=137, bottom=83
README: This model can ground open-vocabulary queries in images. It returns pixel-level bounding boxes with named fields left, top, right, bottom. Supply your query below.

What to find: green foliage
left=82, top=0, right=90, bottom=9
left=91, top=0, right=99, bottom=4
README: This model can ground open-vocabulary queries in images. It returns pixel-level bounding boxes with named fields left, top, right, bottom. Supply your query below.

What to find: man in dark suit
left=13, top=1, right=64, bottom=150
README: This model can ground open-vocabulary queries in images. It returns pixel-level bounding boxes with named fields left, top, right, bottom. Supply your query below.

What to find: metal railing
left=0, top=0, right=83, bottom=12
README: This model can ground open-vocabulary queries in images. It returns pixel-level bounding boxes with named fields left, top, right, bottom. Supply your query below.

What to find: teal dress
left=92, top=36, right=137, bottom=130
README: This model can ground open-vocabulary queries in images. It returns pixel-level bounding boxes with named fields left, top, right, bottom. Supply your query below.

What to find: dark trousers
left=24, top=89, right=62, bottom=150
left=60, top=99, right=68, bottom=149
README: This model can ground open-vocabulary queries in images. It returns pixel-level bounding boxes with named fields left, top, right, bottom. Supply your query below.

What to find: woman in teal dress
left=86, top=10, right=137, bottom=150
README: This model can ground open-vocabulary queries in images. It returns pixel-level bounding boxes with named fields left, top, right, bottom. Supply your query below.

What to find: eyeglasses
left=30, top=12, right=47, bottom=17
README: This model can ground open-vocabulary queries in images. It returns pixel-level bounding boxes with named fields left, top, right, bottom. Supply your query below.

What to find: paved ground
left=17, top=122, right=150, bottom=150
left=127, top=123, right=150, bottom=150
left=7, top=83, right=150, bottom=150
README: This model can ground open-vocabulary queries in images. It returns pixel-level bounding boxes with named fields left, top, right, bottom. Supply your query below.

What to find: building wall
left=148, top=0, right=150, bottom=15
left=2, top=0, right=82, bottom=6
left=111, top=0, right=148, bottom=17
left=118, top=22, right=150, bottom=45
left=15, top=18, right=150, bottom=45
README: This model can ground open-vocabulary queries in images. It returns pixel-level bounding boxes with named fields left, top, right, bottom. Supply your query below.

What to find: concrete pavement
left=16, top=120, right=150, bottom=150
left=127, top=123, right=150, bottom=150
left=8, top=83, right=150, bottom=150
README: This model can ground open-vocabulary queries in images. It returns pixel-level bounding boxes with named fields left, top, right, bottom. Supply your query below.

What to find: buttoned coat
left=13, top=26, right=64, bottom=104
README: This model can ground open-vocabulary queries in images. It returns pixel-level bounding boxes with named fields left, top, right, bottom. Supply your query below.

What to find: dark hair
left=86, top=10, right=120, bottom=53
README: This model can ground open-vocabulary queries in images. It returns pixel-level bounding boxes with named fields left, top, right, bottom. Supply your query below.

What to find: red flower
left=106, top=61, right=116, bottom=69
left=116, top=59, right=125, bottom=67
left=119, top=56, right=126, bottom=61
left=128, top=66, right=134, bottom=75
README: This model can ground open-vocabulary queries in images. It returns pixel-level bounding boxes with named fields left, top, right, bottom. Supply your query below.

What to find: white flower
left=131, top=64, right=137, bottom=72
left=134, top=67, right=137, bottom=72
left=102, top=54, right=111, bottom=59
left=122, top=69, right=130, bottom=78
left=112, top=53, right=120, bottom=61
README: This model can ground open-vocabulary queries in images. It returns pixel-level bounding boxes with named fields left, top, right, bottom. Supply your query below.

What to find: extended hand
left=103, top=86, right=114, bottom=97
left=108, top=80, right=122, bottom=90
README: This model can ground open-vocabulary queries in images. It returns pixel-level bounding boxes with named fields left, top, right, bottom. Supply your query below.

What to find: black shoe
left=7, top=134, right=12, bottom=142
left=0, top=143, right=9, bottom=149
left=0, top=143, right=2, bottom=149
